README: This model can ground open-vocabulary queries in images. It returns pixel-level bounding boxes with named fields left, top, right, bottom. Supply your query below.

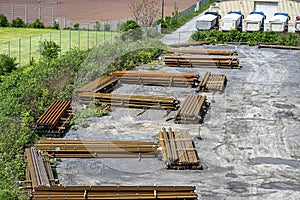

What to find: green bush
left=73, top=23, right=79, bottom=30
left=94, top=21, right=101, bottom=31
left=42, top=40, right=61, bottom=59
left=53, top=21, right=59, bottom=29
left=190, top=29, right=300, bottom=46
left=0, top=54, right=18, bottom=76
left=120, top=20, right=143, bottom=41
left=0, top=14, right=9, bottom=27
left=29, top=18, right=44, bottom=28
left=104, top=22, right=111, bottom=31
left=11, top=17, right=26, bottom=28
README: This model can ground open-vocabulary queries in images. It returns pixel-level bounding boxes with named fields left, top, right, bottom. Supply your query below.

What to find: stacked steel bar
left=78, top=92, right=179, bottom=110
left=112, top=70, right=199, bottom=87
left=167, top=48, right=236, bottom=55
left=158, top=128, right=202, bottom=170
left=35, top=140, right=158, bottom=158
left=35, top=100, right=73, bottom=137
left=197, top=72, right=227, bottom=92
left=24, top=147, right=56, bottom=192
left=164, top=55, right=239, bottom=68
left=76, top=76, right=119, bottom=93
left=170, top=41, right=211, bottom=47
left=174, top=94, right=209, bottom=124
left=30, top=185, right=198, bottom=199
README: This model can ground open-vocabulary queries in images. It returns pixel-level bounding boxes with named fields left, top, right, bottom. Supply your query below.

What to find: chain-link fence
left=0, top=29, right=117, bottom=67
left=0, top=3, right=55, bottom=27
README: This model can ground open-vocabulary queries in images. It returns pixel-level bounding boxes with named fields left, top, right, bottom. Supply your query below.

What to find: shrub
left=41, top=40, right=61, bottom=59
left=73, top=23, right=79, bottom=30
left=0, top=14, right=9, bottom=27
left=94, top=21, right=101, bottom=31
left=104, top=22, right=111, bottom=31
left=120, top=20, right=143, bottom=41
left=11, top=17, right=26, bottom=28
left=29, top=18, right=44, bottom=28
left=0, top=54, right=18, bottom=76
left=53, top=21, right=59, bottom=29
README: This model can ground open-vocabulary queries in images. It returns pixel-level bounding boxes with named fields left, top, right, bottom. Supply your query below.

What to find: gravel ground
left=56, top=44, right=300, bottom=199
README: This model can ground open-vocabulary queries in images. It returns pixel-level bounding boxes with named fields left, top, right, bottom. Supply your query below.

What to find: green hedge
left=191, top=29, right=300, bottom=46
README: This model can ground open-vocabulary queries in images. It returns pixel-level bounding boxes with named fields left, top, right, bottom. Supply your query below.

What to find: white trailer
left=219, top=11, right=244, bottom=31
left=196, top=12, right=220, bottom=30
left=244, top=12, right=265, bottom=32
left=269, top=13, right=290, bottom=32
left=295, top=15, right=300, bottom=33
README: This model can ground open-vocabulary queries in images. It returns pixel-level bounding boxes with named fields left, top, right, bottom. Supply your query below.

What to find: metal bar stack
left=164, top=55, right=239, bottom=68
left=76, top=76, right=120, bottom=93
left=24, top=147, right=56, bottom=193
left=35, top=140, right=158, bottom=158
left=112, top=70, right=199, bottom=87
left=30, top=185, right=198, bottom=199
left=174, top=94, right=209, bottom=124
left=78, top=92, right=180, bottom=110
left=158, top=128, right=202, bottom=170
left=35, top=100, right=73, bottom=137
left=167, top=48, right=236, bottom=55
left=197, top=72, right=227, bottom=92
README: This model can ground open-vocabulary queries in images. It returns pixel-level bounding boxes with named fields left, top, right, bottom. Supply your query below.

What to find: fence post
left=78, top=29, right=80, bottom=50
left=12, top=4, right=14, bottom=20
left=29, top=36, right=31, bottom=64
left=104, top=24, right=106, bottom=42
left=8, top=41, right=10, bottom=57
left=40, top=34, right=43, bottom=58
left=52, top=5, right=54, bottom=26
left=19, top=39, right=21, bottom=67
left=95, top=28, right=97, bottom=45
left=69, top=28, right=71, bottom=51
left=87, top=24, right=89, bottom=50
left=60, top=29, right=62, bottom=57
left=25, top=5, right=28, bottom=24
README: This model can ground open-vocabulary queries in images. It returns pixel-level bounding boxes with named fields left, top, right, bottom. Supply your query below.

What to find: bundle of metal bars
left=78, top=92, right=180, bottom=110
left=111, top=70, right=199, bottom=87
left=30, top=185, right=198, bottom=200
left=158, top=128, right=202, bottom=170
left=170, top=41, right=211, bottom=47
left=197, top=72, right=227, bottom=92
left=167, top=48, right=236, bottom=55
left=35, top=140, right=158, bottom=158
left=76, top=76, right=119, bottom=93
left=35, top=100, right=73, bottom=137
left=164, top=55, right=239, bottom=68
left=24, top=147, right=56, bottom=193
left=174, top=94, right=209, bottom=124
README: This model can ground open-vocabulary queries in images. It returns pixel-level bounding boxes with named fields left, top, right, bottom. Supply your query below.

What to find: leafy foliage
left=73, top=23, right=80, bottom=30
left=119, top=20, right=143, bottom=41
left=104, top=22, right=111, bottom=31
left=191, top=29, right=300, bottom=46
left=29, top=18, right=45, bottom=28
left=0, top=14, right=9, bottom=27
left=11, top=17, right=26, bottom=28
left=94, top=21, right=101, bottom=31
left=0, top=54, right=18, bottom=76
left=42, top=40, right=61, bottom=59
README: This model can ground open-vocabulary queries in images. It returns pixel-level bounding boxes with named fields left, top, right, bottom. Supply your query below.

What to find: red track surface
left=2, top=0, right=198, bottom=21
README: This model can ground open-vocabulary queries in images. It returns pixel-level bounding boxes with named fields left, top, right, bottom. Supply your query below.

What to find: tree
left=0, top=54, right=18, bottom=76
left=11, top=17, right=26, bottom=28
left=120, top=20, right=143, bottom=41
left=41, top=40, right=61, bottom=59
left=0, top=14, right=9, bottom=27
left=130, top=0, right=161, bottom=28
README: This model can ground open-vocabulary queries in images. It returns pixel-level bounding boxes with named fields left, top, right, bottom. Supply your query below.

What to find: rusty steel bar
left=167, top=48, right=236, bottom=55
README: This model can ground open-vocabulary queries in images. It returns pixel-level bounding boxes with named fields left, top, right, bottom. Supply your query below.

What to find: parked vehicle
left=244, top=11, right=266, bottom=32
left=269, top=12, right=290, bottom=32
left=295, top=15, right=300, bottom=33
left=196, top=12, right=221, bottom=30
left=219, top=11, right=244, bottom=31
